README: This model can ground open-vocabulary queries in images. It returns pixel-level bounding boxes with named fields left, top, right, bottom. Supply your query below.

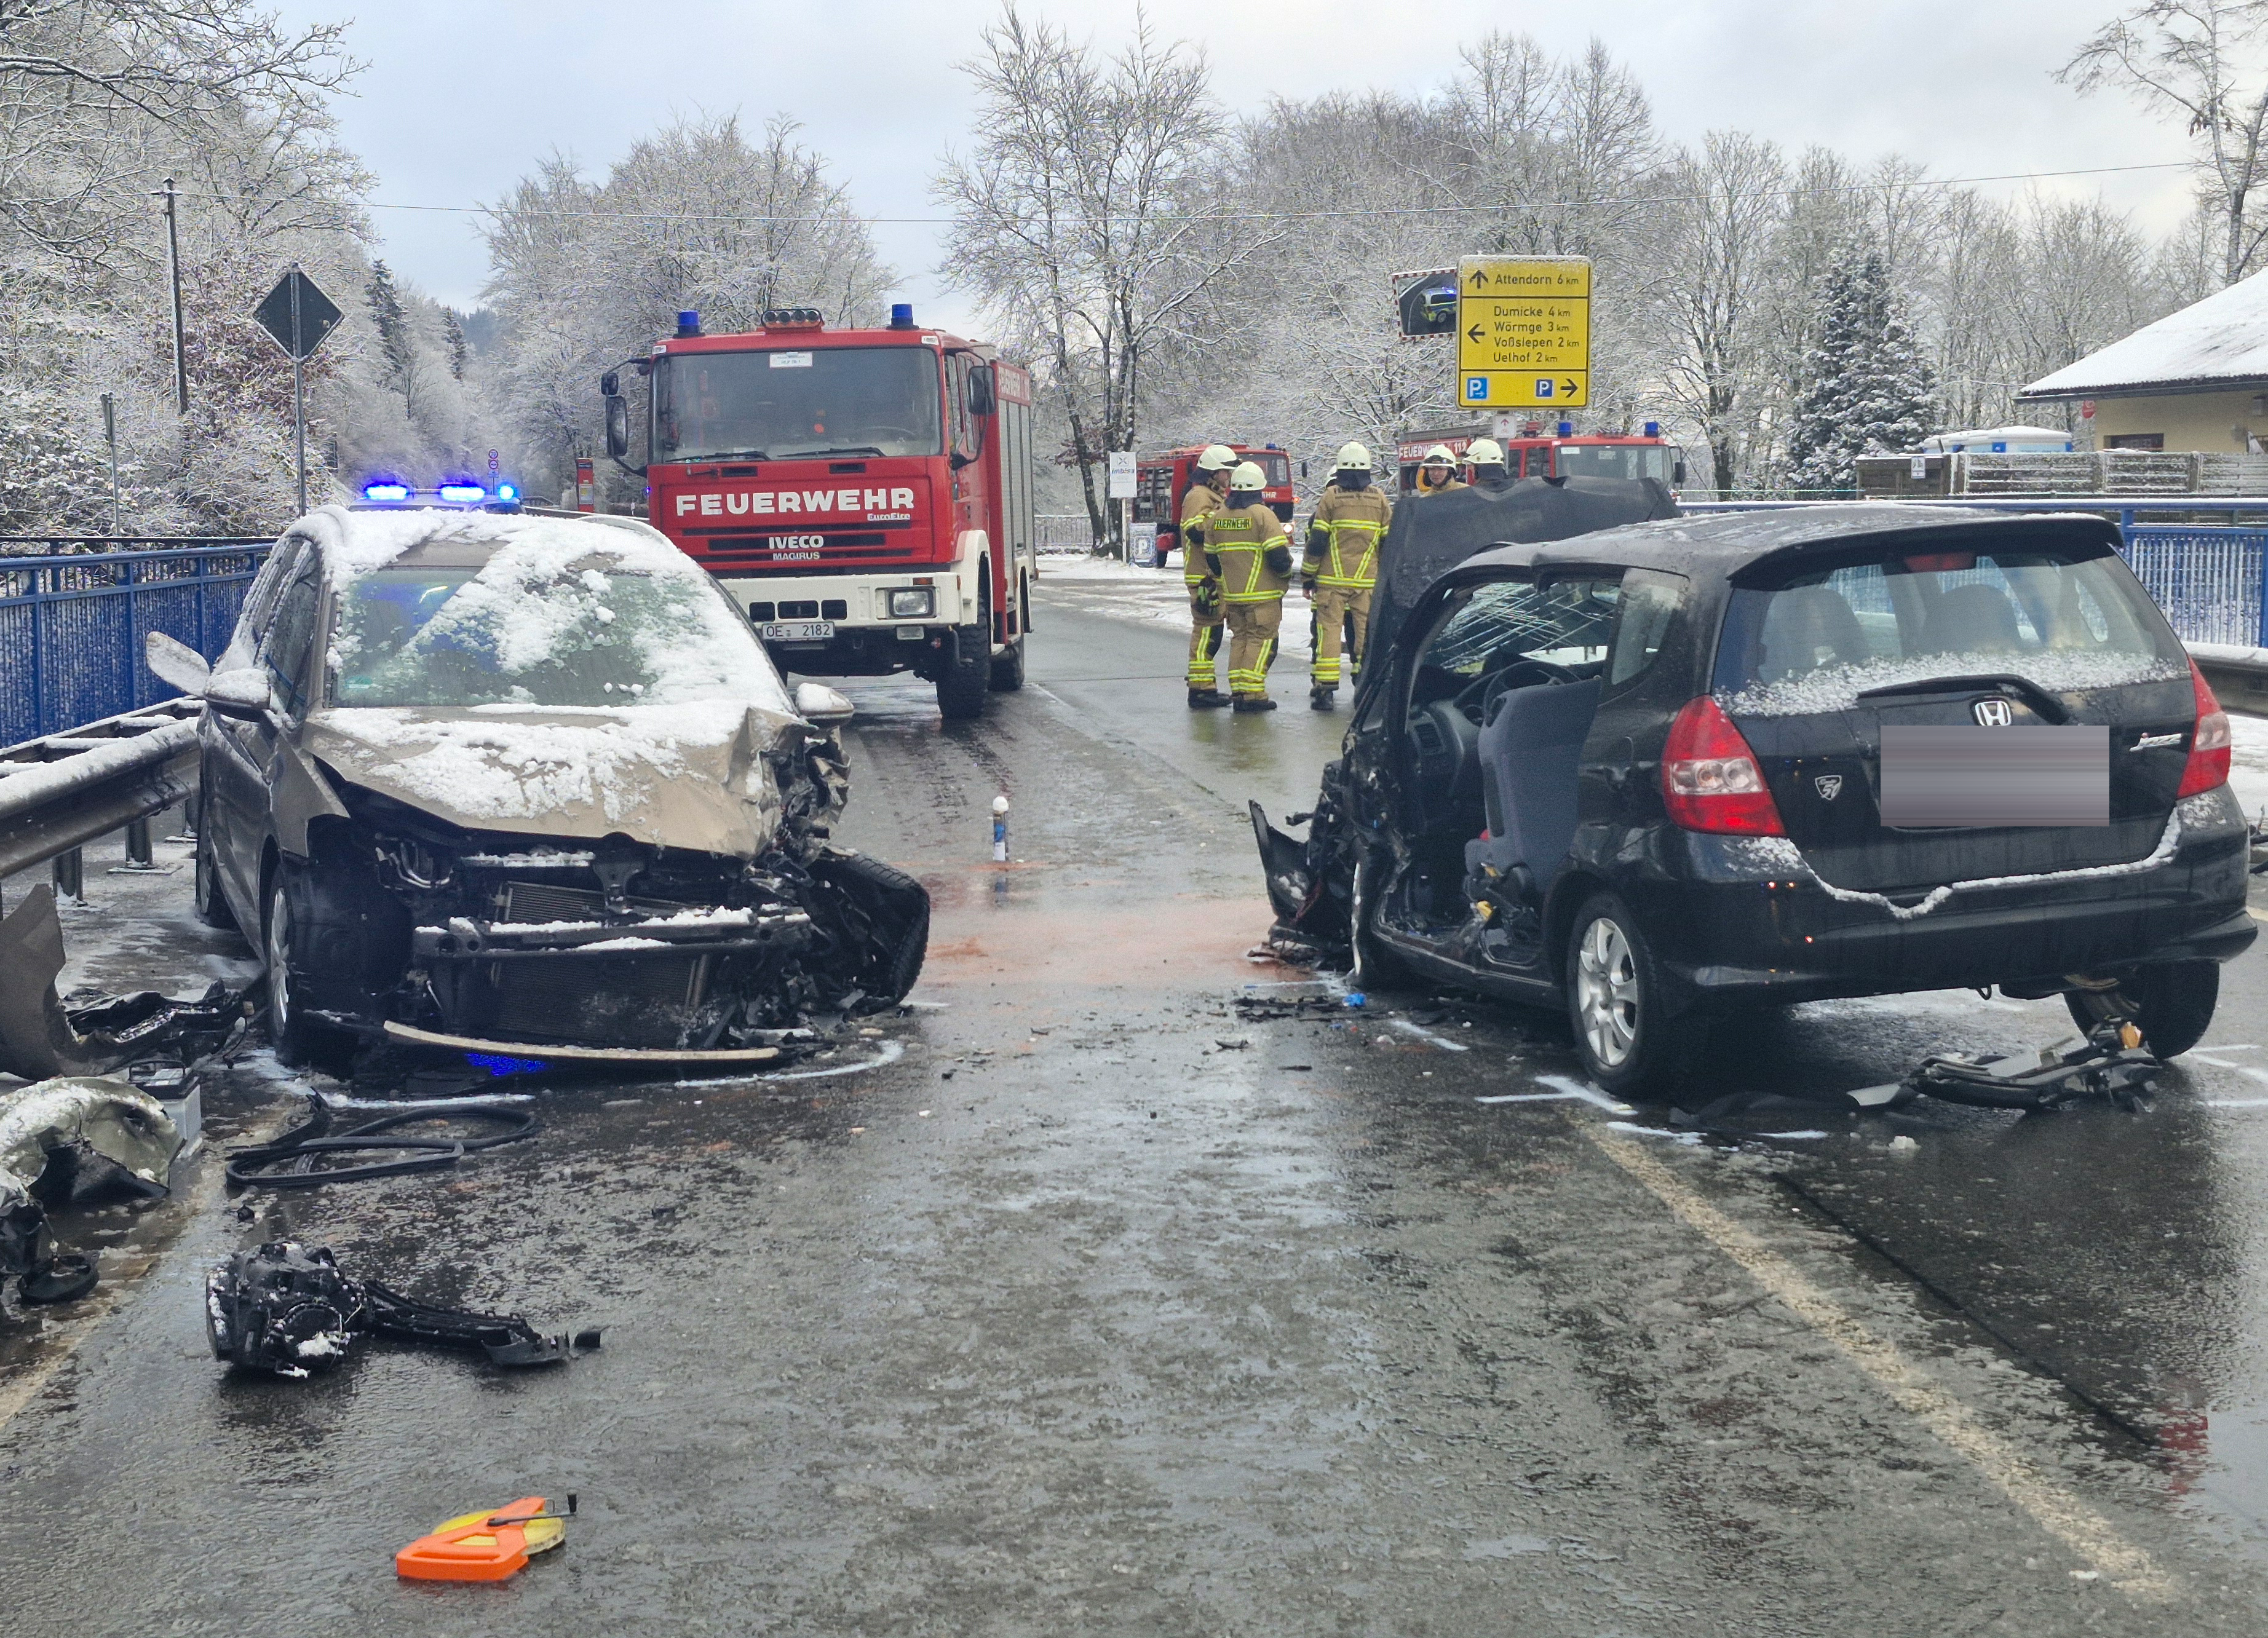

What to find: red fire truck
left=1393, top=422, right=1683, bottom=494
left=602, top=304, right=1039, bottom=720
left=1130, top=445, right=1298, bottom=564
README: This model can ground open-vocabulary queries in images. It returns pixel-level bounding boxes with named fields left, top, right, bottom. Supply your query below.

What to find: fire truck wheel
left=989, top=638, right=1025, bottom=692
left=937, top=623, right=991, bottom=721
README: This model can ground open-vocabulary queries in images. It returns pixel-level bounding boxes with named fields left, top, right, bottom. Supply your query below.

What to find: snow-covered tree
left=1786, top=250, right=1937, bottom=494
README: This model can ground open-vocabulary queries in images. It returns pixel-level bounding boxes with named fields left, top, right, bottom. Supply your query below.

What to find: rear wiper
left=769, top=445, right=886, bottom=459
left=1855, top=673, right=2070, bottom=724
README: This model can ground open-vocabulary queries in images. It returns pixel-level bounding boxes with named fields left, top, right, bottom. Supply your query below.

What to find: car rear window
left=1713, top=544, right=2189, bottom=716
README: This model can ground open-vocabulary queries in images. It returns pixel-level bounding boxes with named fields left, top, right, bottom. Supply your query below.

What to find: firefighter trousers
left=1309, top=584, right=1372, bottom=687
left=1187, top=590, right=1226, bottom=691
left=1224, top=599, right=1283, bottom=698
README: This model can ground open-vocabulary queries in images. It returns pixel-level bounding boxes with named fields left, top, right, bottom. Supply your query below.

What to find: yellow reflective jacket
left=1179, top=477, right=1230, bottom=586
left=1202, top=504, right=1293, bottom=602
left=1303, top=483, right=1392, bottom=588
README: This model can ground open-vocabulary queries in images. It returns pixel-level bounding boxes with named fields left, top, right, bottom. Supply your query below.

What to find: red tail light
left=1662, top=695, right=1786, bottom=835
left=2178, top=659, right=2232, bottom=799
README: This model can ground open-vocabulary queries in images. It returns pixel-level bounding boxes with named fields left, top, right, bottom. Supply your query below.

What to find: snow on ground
left=2227, top=710, right=2268, bottom=822
left=1037, top=552, right=1319, bottom=666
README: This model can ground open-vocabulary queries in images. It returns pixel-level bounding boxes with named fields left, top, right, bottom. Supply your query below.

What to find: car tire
left=194, top=826, right=236, bottom=932
left=937, top=621, right=990, bottom=721
left=2064, top=962, right=2219, bottom=1059
left=989, top=636, right=1026, bottom=692
left=1564, top=893, right=1701, bottom=1101
left=263, top=874, right=336, bottom=1069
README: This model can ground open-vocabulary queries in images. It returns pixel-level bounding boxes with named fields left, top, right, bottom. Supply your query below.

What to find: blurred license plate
left=761, top=620, right=834, bottom=642
left=1880, top=725, right=2108, bottom=828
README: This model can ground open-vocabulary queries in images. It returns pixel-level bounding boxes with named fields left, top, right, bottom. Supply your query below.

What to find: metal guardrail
left=0, top=699, right=202, bottom=881
left=0, top=541, right=271, bottom=743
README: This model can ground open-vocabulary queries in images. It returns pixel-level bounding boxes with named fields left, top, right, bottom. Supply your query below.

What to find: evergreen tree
left=365, top=260, right=416, bottom=417
left=1786, top=250, right=1937, bottom=494
left=442, top=309, right=469, bottom=381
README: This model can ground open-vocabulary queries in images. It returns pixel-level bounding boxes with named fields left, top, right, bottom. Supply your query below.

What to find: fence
left=1036, top=514, right=1097, bottom=553
left=0, top=541, right=270, bottom=745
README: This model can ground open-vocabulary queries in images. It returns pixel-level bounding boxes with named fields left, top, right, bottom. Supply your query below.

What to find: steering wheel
left=1454, top=658, right=1579, bottom=724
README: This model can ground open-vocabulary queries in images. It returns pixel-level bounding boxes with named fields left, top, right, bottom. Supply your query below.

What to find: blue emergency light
left=1643, top=421, right=1661, bottom=437
left=436, top=482, right=486, bottom=504
left=496, top=482, right=518, bottom=502
left=362, top=480, right=410, bottom=502
left=1558, top=420, right=1574, bottom=438
left=675, top=310, right=701, bottom=338
left=889, top=303, right=914, bottom=329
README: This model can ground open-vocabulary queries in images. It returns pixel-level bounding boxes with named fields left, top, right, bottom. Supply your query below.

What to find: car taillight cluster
left=2178, top=659, right=2232, bottom=799
left=1662, top=695, right=1786, bottom=836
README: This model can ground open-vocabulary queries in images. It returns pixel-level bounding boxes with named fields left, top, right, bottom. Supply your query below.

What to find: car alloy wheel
left=1574, top=915, right=1639, bottom=1070
left=265, top=882, right=296, bottom=1042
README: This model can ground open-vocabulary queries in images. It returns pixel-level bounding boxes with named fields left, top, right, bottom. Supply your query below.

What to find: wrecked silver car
left=146, top=505, right=929, bottom=1067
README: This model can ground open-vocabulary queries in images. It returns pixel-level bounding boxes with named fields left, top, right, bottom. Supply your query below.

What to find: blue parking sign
left=1534, top=378, right=1554, bottom=398
left=1465, top=376, right=1488, bottom=401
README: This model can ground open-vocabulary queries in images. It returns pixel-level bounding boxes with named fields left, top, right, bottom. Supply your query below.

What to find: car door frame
left=204, top=537, right=304, bottom=926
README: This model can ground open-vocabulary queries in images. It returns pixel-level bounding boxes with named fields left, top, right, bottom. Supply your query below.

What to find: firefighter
left=1192, top=461, right=1293, bottom=713
left=1416, top=444, right=1464, bottom=495
left=1465, top=437, right=1514, bottom=491
left=1302, top=441, right=1391, bottom=711
left=1181, top=444, right=1239, bottom=708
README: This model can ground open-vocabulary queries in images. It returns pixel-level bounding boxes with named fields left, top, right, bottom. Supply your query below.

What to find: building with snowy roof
left=2018, top=270, right=2268, bottom=454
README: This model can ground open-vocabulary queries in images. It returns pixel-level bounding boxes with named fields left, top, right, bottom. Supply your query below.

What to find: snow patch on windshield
left=336, top=700, right=750, bottom=824
left=1718, top=649, right=2187, bottom=718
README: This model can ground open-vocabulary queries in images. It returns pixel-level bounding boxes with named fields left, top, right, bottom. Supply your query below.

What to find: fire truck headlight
left=888, top=587, right=935, bottom=619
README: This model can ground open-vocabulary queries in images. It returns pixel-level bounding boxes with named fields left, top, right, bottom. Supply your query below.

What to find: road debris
left=205, top=1240, right=600, bottom=1375
left=396, top=1494, right=576, bottom=1583
left=1849, top=1024, right=2164, bottom=1112
left=0, top=1077, right=184, bottom=1305
left=0, top=885, right=250, bottom=1081
left=223, top=1095, right=537, bottom=1189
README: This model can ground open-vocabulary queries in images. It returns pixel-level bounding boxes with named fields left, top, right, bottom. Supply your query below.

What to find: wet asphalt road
left=7, top=573, right=2268, bottom=1632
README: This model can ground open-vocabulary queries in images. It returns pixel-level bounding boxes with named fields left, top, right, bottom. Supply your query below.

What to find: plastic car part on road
left=0, top=1076, right=184, bottom=1304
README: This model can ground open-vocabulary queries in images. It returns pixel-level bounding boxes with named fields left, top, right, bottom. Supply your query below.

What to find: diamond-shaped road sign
left=1457, top=256, right=1590, bottom=408
left=252, top=266, right=343, bottom=362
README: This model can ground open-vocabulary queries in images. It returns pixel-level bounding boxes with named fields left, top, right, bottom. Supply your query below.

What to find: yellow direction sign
left=1457, top=256, right=1591, bottom=408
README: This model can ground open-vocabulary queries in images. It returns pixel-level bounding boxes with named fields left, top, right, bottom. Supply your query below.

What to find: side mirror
left=1671, top=459, right=1687, bottom=487
left=203, top=667, right=271, bottom=722
left=600, top=370, right=620, bottom=398
left=794, top=681, right=855, bottom=727
left=145, top=630, right=212, bottom=695
left=967, top=363, right=996, bottom=418
left=604, top=395, right=631, bottom=461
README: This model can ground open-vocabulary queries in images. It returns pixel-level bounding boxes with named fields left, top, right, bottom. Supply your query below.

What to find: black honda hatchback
left=1252, top=500, right=2254, bottom=1098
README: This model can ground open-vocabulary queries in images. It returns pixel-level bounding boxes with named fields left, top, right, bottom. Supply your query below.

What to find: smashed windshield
left=1422, top=577, right=1623, bottom=675
left=1714, top=545, right=2189, bottom=716
left=653, top=347, right=942, bottom=462
left=330, top=559, right=785, bottom=710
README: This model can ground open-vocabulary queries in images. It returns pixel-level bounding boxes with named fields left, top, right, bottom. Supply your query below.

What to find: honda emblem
left=1972, top=698, right=2014, bottom=727
left=1814, top=774, right=1843, bottom=801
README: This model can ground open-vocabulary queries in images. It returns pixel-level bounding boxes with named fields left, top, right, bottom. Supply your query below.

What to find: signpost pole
left=100, top=394, right=121, bottom=534
left=161, top=180, right=188, bottom=414
left=288, top=264, right=307, bottom=513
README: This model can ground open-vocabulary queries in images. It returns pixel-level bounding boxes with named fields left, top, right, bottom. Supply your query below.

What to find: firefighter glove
left=1264, top=544, right=1295, bottom=578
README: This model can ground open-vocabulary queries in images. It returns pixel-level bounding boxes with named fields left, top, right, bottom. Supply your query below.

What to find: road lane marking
left=1475, top=1075, right=1633, bottom=1114
left=2248, top=908, right=2268, bottom=924
left=1585, top=1126, right=2170, bottom=1598
left=1389, top=1019, right=1470, bottom=1051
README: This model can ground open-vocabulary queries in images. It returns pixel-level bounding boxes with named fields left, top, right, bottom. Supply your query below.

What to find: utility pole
left=100, top=394, right=121, bottom=534
left=160, top=180, right=188, bottom=414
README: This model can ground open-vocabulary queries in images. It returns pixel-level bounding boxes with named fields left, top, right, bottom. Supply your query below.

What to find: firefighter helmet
left=1421, top=444, right=1454, bottom=466
left=1466, top=438, right=1506, bottom=467
left=1334, top=441, right=1371, bottom=473
left=1196, top=444, right=1238, bottom=472
left=1229, top=461, right=1266, bottom=491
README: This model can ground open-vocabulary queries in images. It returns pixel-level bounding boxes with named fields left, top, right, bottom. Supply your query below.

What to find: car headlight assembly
left=887, top=587, right=934, bottom=619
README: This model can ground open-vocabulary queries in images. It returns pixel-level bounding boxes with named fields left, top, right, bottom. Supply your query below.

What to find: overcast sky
left=276, top=0, right=2197, bottom=329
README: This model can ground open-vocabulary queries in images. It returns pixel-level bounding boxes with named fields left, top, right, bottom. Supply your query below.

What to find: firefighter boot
left=1310, top=685, right=1335, bottom=711
left=1233, top=695, right=1279, bottom=713
left=1188, top=687, right=1231, bottom=709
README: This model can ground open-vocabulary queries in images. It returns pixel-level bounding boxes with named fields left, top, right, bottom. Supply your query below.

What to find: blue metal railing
left=1, top=542, right=271, bottom=744
left=1680, top=497, right=2268, bottom=649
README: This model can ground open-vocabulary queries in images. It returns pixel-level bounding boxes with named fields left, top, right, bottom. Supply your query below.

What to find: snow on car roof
left=2020, top=267, right=2268, bottom=398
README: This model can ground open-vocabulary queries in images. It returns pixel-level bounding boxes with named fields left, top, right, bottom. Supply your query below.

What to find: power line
left=192, top=158, right=2195, bottom=231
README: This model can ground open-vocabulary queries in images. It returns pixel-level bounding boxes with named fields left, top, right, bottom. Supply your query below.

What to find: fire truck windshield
left=1555, top=444, right=1673, bottom=482
left=652, top=347, right=943, bottom=463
